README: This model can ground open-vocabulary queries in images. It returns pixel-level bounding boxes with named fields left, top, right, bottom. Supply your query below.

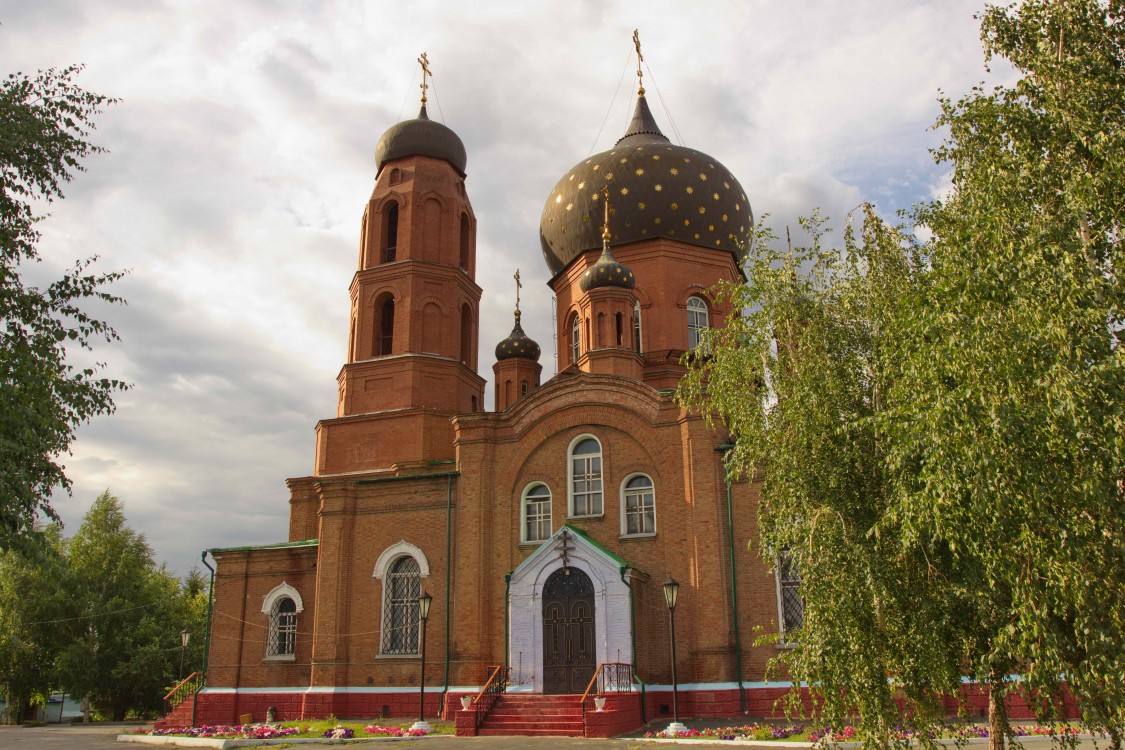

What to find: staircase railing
left=163, top=672, right=202, bottom=716
left=473, top=664, right=510, bottom=733
left=580, top=662, right=635, bottom=736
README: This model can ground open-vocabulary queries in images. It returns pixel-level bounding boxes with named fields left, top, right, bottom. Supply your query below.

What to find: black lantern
left=663, top=576, right=679, bottom=612
left=663, top=576, right=685, bottom=736
left=415, top=592, right=434, bottom=728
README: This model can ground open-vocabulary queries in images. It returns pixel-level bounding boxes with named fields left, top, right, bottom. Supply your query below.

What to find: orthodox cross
left=514, top=268, right=522, bottom=314
left=601, top=185, right=611, bottom=249
left=632, top=29, right=645, bottom=95
left=558, top=529, right=575, bottom=572
left=418, top=52, right=431, bottom=105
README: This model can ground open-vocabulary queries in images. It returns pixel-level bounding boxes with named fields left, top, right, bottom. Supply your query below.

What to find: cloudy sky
left=1, top=0, right=1006, bottom=575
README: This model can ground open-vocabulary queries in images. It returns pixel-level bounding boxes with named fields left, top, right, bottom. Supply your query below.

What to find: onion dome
left=375, top=104, right=467, bottom=176
left=581, top=197, right=636, bottom=292
left=494, top=310, right=542, bottom=361
left=539, top=93, right=752, bottom=276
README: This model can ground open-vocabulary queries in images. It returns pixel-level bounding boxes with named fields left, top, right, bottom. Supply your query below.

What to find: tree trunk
left=988, top=676, right=1006, bottom=750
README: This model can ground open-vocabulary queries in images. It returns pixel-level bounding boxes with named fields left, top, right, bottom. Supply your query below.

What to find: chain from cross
left=418, top=52, right=431, bottom=105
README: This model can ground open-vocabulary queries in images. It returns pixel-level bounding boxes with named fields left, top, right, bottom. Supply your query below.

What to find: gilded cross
left=602, top=185, right=611, bottom=248
left=514, top=268, right=522, bottom=313
left=632, top=29, right=645, bottom=95
left=418, top=52, right=431, bottom=105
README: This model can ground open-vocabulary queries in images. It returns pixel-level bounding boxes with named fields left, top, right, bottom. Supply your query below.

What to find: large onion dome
left=540, top=94, right=752, bottom=276
left=375, top=104, right=467, bottom=176
left=494, top=311, right=542, bottom=361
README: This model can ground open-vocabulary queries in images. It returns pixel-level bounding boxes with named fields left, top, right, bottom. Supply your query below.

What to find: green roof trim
left=562, top=523, right=629, bottom=567
left=208, top=539, right=318, bottom=554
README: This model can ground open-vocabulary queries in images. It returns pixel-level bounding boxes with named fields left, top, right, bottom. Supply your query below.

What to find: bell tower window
left=382, top=202, right=399, bottom=263
left=373, top=294, right=395, bottom=356
left=459, top=213, right=471, bottom=271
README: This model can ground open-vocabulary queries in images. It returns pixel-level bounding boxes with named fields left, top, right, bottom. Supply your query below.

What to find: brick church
left=189, top=51, right=802, bottom=735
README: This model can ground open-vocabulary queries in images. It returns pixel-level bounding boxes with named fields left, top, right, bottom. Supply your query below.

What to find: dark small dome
left=580, top=246, right=635, bottom=292
left=495, top=312, right=541, bottom=362
left=540, top=94, right=752, bottom=277
left=375, top=105, right=467, bottom=176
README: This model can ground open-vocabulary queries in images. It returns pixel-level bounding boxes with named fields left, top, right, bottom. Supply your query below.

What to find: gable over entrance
left=508, top=525, right=633, bottom=692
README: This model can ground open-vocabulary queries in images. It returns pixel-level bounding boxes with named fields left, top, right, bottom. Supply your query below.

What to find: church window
left=459, top=213, right=471, bottom=271
left=268, top=597, right=298, bottom=657
left=568, top=436, right=603, bottom=517
left=615, top=311, right=623, bottom=347
left=261, top=583, right=303, bottom=660
left=382, top=202, right=399, bottom=263
left=521, top=483, right=552, bottom=544
left=381, top=555, right=421, bottom=655
left=634, top=301, right=642, bottom=353
left=621, top=474, right=655, bottom=536
left=776, top=550, right=804, bottom=640
left=460, top=303, right=472, bottom=364
left=569, top=313, right=581, bottom=365
left=520, top=380, right=528, bottom=396
left=375, top=296, right=395, bottom=356
left=687, top=296, right=709, bottom=349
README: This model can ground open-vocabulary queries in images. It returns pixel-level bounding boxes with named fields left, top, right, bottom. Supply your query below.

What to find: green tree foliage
left=0, top=525, right=71, bottom=723
left=681, top=1, right=1124, bottom=747
left=55, top=491, right=206, bottom=721
left=887, top=0, right=1125, bottom=743
left=0, top=65, right=127, bottom=554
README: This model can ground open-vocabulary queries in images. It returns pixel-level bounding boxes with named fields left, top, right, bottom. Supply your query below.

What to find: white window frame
left=567, top=434, right=604, bottom=518
left=261, top=582, right=304, bottom=661
left=775, top=550, right=804, bottom=644
left=520, top=483, right=553, bottom=545
left=687, top=295, right=709, bottom=349
left=619, top=473, right=656, bottom=538
left=570, top=312, right=581, bottom=365
left=633, top=301, right=642, bottom=353
left=373, top=542, right=430, bottom=657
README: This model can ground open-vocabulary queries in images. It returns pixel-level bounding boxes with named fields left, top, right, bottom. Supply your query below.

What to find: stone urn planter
left=460, top=695, right=473, bottom=710
left=594, top=696, right=607, bottom=712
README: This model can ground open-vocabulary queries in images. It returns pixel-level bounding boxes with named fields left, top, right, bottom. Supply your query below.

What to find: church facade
left=192, top=64, right=801, bottom=731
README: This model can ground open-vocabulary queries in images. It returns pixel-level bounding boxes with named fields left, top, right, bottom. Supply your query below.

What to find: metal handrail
left=163, top=672, right=202, bottom=715
left=580, top=662, right=635, bottom=735
left=472, top=665, right=510, bottom=733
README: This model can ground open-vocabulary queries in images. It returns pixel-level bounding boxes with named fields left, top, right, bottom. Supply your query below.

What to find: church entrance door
left=542, top=567, right=595, bottom=694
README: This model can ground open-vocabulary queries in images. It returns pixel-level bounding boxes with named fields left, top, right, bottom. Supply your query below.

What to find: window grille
left=623, top=475, right=655, bottom=535
left=268, top=597, right=298, bottom=656
left=777, top=551, right=804, bottom=634
left=381, top=556, right=421, bottom=654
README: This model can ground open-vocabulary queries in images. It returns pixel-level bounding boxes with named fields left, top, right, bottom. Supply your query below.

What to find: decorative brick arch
left=261, top=581, right=305, bottom=614
left=373, top=540, right=431, bottom=580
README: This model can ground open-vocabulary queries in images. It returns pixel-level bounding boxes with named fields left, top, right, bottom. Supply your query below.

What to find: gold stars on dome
left=699, top=173, right=708, bottom=181
left=698, top=206, right=706, bottom=214
left=670, top=167, right=679, bottom=176
left=620, top=187, right=629, bottom=196
left=556, top=195, right=562, bottom=203
left=723, top=181, right=730, bottom=189
left=654, top=184, right=663, bottom=191
left=686, top=186, right=694, bottom=194
left=654, top=217, right=662, bottom=224
left=566, top=203, right=573, bottom=211
left=722, top=214, right=728, bottom=221
left=671, top=202, right=679, bottom=210
left=593, top=164, right=600, bottom=171
left=652, top=154, right=660, bottom=160
left=638, top=202, right=646, bottom=210
left=620, top=157, right=628, bottom=164
left=578, top=181, right=586, bottom=189
left=713, top=193, right=720, bottom=200
left=635, top=168, right=645, bottom=176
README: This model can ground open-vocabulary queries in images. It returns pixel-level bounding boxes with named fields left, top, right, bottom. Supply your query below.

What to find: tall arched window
left=568, top=436, right=603, bottom=517
left=521, top=483, right=552, bottom=544
left=570, top=313, right=581, bottom=365
left=261, top=583, right=303, bottom=659
left=687, top=296, right=709, bottom=349
left=459, top=213, right=471, bottom=271
left=621, top=474, right=656, bottom=537
left=374, top=295, right=395, bottom=356
left=633, top=301, right=642, bottom=353
left=615, top=311, right=624, bottom=347
left=381, top=556, right=421, bottom=654
left=460, top=303, right=472, bottom=364
left=382, top=202, right=399, bottom=263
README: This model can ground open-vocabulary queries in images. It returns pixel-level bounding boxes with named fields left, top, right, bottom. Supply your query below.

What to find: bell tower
left=314, top=56, right=485, bottom=475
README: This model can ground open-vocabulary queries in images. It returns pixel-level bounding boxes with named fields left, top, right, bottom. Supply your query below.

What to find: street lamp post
left=663, top=576, right=687, bottom=737
left=410, top=592, right=434, bottom=734
left=179, top=627, right=192, bottom=681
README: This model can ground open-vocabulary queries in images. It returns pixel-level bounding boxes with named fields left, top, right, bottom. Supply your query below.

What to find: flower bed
left=147, top=724, right=302, bottom=739
left=644, top=723, right=1079, bottom=742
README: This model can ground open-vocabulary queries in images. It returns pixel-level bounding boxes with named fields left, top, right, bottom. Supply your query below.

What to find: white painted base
left=410, top=721, right=434, bottom=734
left=665, top=722, right=689, bottom=736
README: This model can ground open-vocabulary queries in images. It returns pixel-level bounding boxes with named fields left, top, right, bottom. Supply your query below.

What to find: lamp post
left=179, top=627, right=192, bottom=681
left=663, top=576, right=687, bottom=737
left=410, top=592, right=434, bottom=734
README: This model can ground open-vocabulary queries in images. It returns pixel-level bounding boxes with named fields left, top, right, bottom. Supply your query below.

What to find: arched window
left=633, top=301, right=642, bottom=353
left=615, top=311, right=624, bottom=347
left=381, top=556, right=421, bottom=654
left=569, top=313, right=581, bottom=365
left=568, top=436, right=603, bottom=517
left=460, top=303, right=472, bottom=364
left=687, top=296, right=709, bottom=349
left=374, top=295, right=395, bottom=356
left=261, top=582, right=304, bottom=659
left=459, top=213, right=471, bottom=271
left=776, top=550, right=804, bottom=639
left=382, top=202, right=399, bottom=263
left=521, top=484, right=552, bottom=544
left=621, top=474, right=656, bottom=537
